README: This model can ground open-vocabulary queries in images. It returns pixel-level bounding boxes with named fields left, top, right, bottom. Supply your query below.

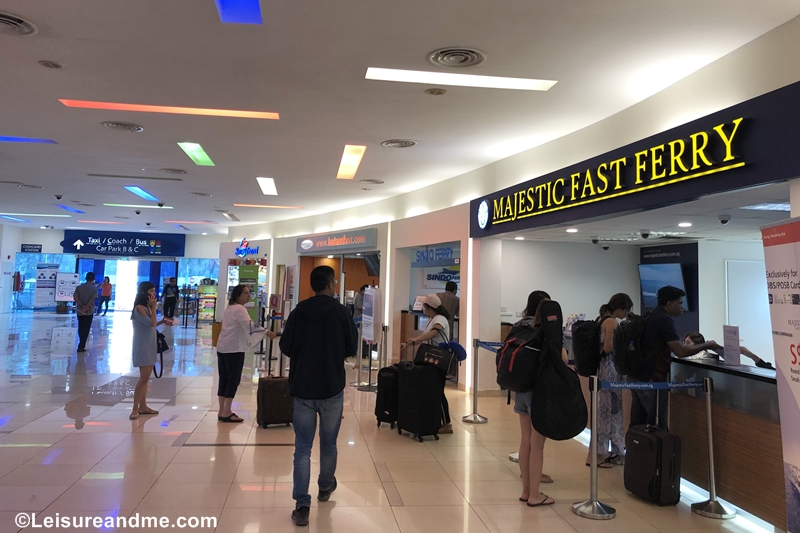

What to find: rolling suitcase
left=396, top=345, right=442, bottom=442
left=257, top=350, right=293, bottom=429
left=375, top=365, right=399, bottom=428
left=623, top=394, right=681, bottom=505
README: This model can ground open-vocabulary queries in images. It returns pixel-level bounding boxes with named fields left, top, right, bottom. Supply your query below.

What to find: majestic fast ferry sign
left=472, top=117, right=745, bottom=236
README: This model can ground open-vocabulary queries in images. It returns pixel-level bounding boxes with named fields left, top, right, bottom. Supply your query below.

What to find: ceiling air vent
left=359, top=179, right=384, bottom=185
left=102, top=121, right=144, bottom=133
left=428, top=47, right=486, bottom=68
left=191, top=192, right=212, bottom=197
left=38, top=60, right=63, bottom=69
left=160, top=168, right=187, bottom=175
left=0, top=12, right=37, bottom=36
left=381, top=139, right=417, bottom=149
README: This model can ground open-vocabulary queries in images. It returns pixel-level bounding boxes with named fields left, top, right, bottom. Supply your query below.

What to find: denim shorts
left=513, top=391, right=533, bottom=415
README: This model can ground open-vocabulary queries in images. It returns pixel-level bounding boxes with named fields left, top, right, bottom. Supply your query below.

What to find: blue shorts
left=513, top=391, right=533, bottom=415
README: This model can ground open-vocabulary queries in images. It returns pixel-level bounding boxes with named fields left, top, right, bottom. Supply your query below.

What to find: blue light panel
left=124, top=186, right=159, bottom=202
left=0, top=136, right=57, bottom=144
left=215, top=0, right=263, bottom=24
left=0, top=215, right=30, bottom=223
left=56, top=204, right=86, bottom=214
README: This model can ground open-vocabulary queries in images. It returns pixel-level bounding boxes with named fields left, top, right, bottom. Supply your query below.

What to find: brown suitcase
left=256, top=376, right=293, bottom=428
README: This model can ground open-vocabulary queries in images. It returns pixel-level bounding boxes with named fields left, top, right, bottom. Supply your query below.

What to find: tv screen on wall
left=638, top=263, right=688, bottom=311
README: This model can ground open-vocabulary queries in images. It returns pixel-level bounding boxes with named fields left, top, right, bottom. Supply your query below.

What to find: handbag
left=414, top=343, right=457, bottom=378
left=153, top=331, right=168, bottom=379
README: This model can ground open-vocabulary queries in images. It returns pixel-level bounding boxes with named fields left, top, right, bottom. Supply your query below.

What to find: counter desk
left=670, top=358, right=784, bottom=530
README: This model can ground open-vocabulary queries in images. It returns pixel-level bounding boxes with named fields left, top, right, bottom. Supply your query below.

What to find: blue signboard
left=411, top=245, right=460, bottom=268
left=60, top=230, right=186, bottom=257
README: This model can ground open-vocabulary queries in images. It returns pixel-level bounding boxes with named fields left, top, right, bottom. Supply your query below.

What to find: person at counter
left=683, top=332, right=775, bottom=369
left=353, top=284, right=368, bottom=319
left=436, top=281, right=460, bottom=341
left=632, top=285, right=722, bottom=429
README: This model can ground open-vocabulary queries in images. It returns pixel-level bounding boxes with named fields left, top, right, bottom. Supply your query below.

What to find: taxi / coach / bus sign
left=60, top=230, right=186, bottom=257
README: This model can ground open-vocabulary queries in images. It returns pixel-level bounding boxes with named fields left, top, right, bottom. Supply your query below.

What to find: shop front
left=468, top=80, right=800, bottom=530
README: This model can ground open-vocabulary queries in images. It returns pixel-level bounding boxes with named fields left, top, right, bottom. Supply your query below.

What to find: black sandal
left=218, top=414, right=244, bottom=423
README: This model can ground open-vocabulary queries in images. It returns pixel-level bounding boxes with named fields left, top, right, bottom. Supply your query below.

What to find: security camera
left=157, top=203, right=164, bottom=208
left=54, top=194, right=63, bottom=200
left=146, top=222, right=151, bottom=227
left=591, top=238, right=599, bottom=245
left=640, top=229, right=651, bottom=239
left=719, top=214, right=731, bottom=225
left=135, top=210, right=141, bottom=215
left=602, top=245, right=610, bottom=251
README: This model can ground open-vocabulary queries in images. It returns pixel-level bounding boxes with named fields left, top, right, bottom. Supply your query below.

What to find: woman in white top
left=216, top=284, right=275, bottom=423
left=400, top=293, right=452, bottom=433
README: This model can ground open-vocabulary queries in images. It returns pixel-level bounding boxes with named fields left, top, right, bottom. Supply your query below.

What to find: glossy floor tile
left=0, top=311, right=772, bottom=533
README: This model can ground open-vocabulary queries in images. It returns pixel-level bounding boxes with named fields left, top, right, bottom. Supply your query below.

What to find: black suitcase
left=396, top=360, right=442, bottom=442
left=256, top=376, right=293, bottom=428
left=375, top=365, right=399, bottom=428
left=624, top=424, right=681, bottom=505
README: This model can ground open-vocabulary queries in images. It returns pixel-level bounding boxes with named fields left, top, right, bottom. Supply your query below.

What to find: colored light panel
left=336, top=145, right=367, bottom=180
left=0, top=213, right=70, bottom=218
left=256, top=177, right=277, bottom=196
left=1, top=215, right=30, bottom=223
left=124, top=186, right=159, bottom=202
left=103, top=204, right=173, bottom=209
left=178, top=143, right=215, bottom=166
left=56, top=204, right=85, bottom=214
left=365, top=68, right=558, bottom=91
left=78, top=220, right=128, bottom=224
left=0, top=136, right=57, bottom=144
left=233, top=204, right=303, bottom=209
left=215, top=0, right=263, bottom=24
left=59, top=100, right=279, bottom=120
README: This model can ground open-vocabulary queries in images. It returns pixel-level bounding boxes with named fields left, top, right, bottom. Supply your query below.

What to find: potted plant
left=56, top=301, right=69, bottom=314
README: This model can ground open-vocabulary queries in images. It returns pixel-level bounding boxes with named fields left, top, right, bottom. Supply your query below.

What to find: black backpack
left=612, top=314, right=649, bottom=376
left=571, top=320, right=602, bottom=377
left=529, top=300, right=588, bottom=441
left=496, top=323, right=543, bottom=393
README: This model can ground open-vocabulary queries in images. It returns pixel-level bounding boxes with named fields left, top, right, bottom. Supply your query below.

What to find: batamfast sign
left=296, top=228, right=377, bottom=253
left=471, top=80, right=800, bottom=237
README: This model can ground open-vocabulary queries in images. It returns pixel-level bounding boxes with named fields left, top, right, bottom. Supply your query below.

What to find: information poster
left=761, top=218, right=800, bottom=533
left=239, top=265, right=259, bottom=322
left=361, top=287, right=382, bottom=345
left=34, top=263, right=59, bottom=307
left=722, top=325, right=741, bottom=366
left=55, top=273, right=80, bottom=303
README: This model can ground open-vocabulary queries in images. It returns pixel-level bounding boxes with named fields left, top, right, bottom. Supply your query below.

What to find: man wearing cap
left=400, top=292, right=452, bottom=433
left=436, top=281, right=459, bottom=341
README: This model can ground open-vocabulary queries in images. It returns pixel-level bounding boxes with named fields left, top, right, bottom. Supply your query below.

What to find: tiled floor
left=0, top=311, right=759, bottom=532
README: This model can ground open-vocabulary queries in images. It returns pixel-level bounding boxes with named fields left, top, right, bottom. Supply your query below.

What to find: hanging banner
left=361, top=287, right=381, bottom=345
left=55, top=273, right=81, bottom=303
left=34, top=263, right=59, bottom=307
left=761, top=217, right=800, bottom=533
left=239, top=265, right=259, bottom=322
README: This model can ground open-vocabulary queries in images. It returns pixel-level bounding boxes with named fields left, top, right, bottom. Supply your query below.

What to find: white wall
left=500, top=240, right=641, bottom=320
left=185, top=234, right=229, bottom=258
left=20, top=228, right=63, bottom=254
left=0, top=225, right=22, bottom=313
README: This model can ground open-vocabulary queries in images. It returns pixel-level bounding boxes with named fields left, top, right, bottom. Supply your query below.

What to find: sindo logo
left=300, top=239, right=314, bottom=250
left=477, top=200, right=489, bottom=229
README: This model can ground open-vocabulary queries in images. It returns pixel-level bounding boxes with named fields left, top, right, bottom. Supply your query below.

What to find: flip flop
left=541, top=473, right=554, bottom=483
left=219, top=414, right=244, bottom=423
left=527, top=495, right=555, bottom=507
left=129, top=412, right=139, bottom=420
left=138, top=409, right=159, bottom=415
left=586, top=461, right=613, bottom=469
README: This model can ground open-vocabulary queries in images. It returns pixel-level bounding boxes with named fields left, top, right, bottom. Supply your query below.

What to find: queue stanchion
left=573, top=375, right=616, bottom=520
left=349, top=321, right=367, bottom=388
left=691, top=377, right=736, bottom=519
left=462, top=338, right=488, bottom=424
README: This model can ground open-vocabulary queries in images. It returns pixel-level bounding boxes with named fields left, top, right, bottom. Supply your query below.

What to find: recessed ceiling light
left=102, top=121, right=143, bottom=133
left=256, top=177, right=278, bottom=196
left=18, top=184, right=43, bottom=189
left=327, top=255, right=334, bottom=259
left=56, top=204, right=85, bottom=214
left=337, top=145, right=366, bottom=180
left=191, top=192, right=212, bottom=197
left=0, top=136, right=56, bottom=144
left=104, top=204, right=173, bottom=209
left=160, top=168, right=187, bottom=175
left=740, top=202, right=791, bottom=212
left=0, top=213, right=70, bottom=218
left=202, top=232, right=208, bottom=235
left=178, top=142, right=215, bottom=166
left=678, top=222, right=692, bottom=228
left=58, top=100, right=279, bottom=120
left=380, top=139, right=417, bottom=148
left=424, top=88, right=447, bottom=96
left=222, top=213, right=240, bottom=221
left=359, top=179, right=384, bottom=185
left=515, top=236, right=524, bottom=240
left=78, top=220, right=127, bottom=224
left=38, top=60, right=63, bottom=69
left=233, top=204, right=303, bottom=209
left=215, top=0, right=263, bottom=24
left=365, top=67, right=557, bottom=91
left=1, top=215, right=29, bottom=223
left=566, top=228, right=579, bottom=233
left=124, top=186, right=159, bottom=202
left=361, top=188, right=371, bottom=191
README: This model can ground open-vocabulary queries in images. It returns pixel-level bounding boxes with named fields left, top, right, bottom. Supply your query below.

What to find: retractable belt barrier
left=573, top=376, right=735, bottom=521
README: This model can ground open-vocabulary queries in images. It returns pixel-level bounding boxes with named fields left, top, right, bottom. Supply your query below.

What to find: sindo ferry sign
left=296, top=228, right=377, bottom=253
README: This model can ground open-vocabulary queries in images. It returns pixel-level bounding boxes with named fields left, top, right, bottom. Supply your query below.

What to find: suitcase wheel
left=377, top=421, right=380, bottom=428
left=397, top=427, right=402, bottom=435
left=417, top=435, right=423, bottom=443
left=261, top=424, right=268, bottom=429
left=390, top=422, right=395, bottom=430
left=434, top=435, right=439, bottom=441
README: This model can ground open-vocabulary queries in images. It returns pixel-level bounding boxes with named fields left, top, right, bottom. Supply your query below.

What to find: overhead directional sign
left=60, top=230, right=186, bottom=257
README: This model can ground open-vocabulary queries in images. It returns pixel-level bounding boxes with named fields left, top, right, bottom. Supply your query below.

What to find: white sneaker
left=508, top=451, right=519, bottom=462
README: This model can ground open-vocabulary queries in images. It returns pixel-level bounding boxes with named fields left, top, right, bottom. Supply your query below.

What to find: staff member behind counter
left=682, top=332, right=775, bottom=369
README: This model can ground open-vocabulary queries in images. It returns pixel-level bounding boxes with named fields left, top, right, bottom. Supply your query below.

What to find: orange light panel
left=233, top=204, right=304, bottom=209
left=59, top=100, right=279, bottom=120
left=336, top=145, right=367, bottom=180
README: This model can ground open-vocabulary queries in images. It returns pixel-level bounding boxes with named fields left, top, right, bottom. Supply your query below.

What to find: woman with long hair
left=130, top=281, right=172, bottom=420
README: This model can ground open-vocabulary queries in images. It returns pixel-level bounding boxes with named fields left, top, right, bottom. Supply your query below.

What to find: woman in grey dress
left=130, top=282, right=173, bottom=420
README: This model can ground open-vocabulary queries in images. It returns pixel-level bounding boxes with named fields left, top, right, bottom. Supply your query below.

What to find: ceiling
left=1, top=0, right=799, bottom=234
left=505, top=182, right=791, bottom=245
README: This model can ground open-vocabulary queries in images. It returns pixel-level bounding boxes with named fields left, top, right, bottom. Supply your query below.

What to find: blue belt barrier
left=477, top=341, right=504, bottom=351
left=600, top=381, right=703, bottom=390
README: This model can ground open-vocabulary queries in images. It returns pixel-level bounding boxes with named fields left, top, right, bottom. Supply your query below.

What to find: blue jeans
left=292, top=390, right=344, bottom=508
